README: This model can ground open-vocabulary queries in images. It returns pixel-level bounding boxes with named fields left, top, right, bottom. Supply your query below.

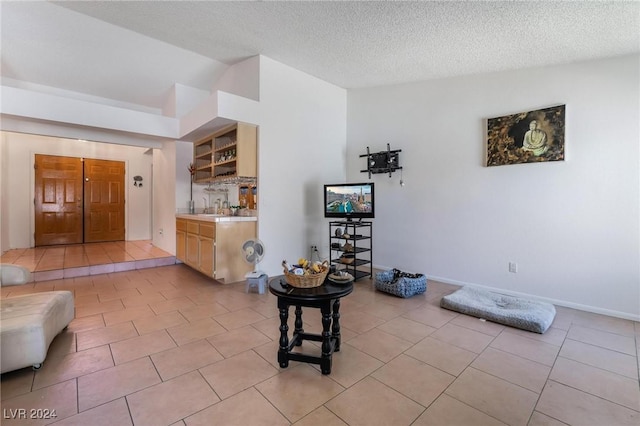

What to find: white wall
left=151, top=140, right=177, bottom=254
left=258, top=56, right=347, bottom=276
left=0, top=132, right=154, bottom=249
left=0, top=133, right=10, bottom=252
left=347, top=55, right=640, bottom=320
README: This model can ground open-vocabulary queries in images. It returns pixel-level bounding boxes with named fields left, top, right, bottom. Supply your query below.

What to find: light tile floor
left=1, top=264, right=639, bottom=425
left=0, top=241, right=175, bottom=282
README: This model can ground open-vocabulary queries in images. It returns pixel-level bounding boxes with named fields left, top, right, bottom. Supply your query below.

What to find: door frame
left=30, top=152, right=131, bottom=247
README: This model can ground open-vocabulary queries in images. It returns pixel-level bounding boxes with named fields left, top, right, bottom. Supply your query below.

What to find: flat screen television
left=324, top=182, right=374, bottom=220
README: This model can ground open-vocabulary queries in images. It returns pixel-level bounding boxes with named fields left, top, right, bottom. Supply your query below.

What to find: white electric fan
left=242, top=238, right=266, bottom=279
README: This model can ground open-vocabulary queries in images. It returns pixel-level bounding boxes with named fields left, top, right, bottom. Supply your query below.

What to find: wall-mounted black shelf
left=360, top=143, right=402, bottom=178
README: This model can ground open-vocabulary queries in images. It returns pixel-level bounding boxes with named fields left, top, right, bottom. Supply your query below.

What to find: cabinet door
left=176, top=230, right=186, bottom=262
left=176, top=219, right=187, bottom=262
left=186, top=232, right=199, bottom=267
left=215, top=221, right=256, bottom=283
left=199, top=236, right=215, bottom=277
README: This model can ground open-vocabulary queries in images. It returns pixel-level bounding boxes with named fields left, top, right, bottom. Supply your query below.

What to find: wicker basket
left=283, top=261, right=329, bottom=288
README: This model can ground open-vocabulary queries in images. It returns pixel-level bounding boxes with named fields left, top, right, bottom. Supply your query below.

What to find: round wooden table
left=269, top=276, right=354, bottom=374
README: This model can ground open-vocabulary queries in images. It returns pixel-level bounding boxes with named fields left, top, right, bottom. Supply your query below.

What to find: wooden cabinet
left=193, top=123, right=257, bottom=183
left=176, top=217, right=257, bottom=283
left=176, top=219, right=186, bottom=262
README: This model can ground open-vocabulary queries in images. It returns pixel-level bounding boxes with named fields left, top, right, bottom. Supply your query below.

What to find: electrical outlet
left=310, top=245, right=318, bottom=252
left=159, top=228, right=164, bottom=235
left=508, top=262, right=518, bottom=273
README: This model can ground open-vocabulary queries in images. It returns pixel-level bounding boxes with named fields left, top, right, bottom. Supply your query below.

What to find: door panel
left=34, top=155, right=83, bottom=246
left=83, top=158, right=125, bottom=243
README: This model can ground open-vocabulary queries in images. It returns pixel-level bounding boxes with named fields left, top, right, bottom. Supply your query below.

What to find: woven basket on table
left=283, top=261, right=329, bottom=288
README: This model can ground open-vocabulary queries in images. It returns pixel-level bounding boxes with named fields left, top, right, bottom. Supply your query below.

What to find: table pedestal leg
left=278, top=304, right=289, bottom=368
left=294, top=305, right=303, bottom=346
left=332, top=298, right=342, bottom=352
left=320, top=302, right=332, bottom=374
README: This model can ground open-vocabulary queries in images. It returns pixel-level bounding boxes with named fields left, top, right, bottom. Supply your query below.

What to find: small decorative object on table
left=375, top=268, right=427, bottom=298
left=282, top=259, right=329, bottom=288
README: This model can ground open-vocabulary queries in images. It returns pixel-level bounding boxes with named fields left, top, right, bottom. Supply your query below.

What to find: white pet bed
left=1, top=291, right=75, bottom=373
left=440, top=286, right=556, bottom=334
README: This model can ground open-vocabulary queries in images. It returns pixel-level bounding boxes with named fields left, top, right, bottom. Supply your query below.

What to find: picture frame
left=486, top=104, right=565, bottom=167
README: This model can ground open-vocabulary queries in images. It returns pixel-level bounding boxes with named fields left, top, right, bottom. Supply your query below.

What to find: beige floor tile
left=294, top=406, right=349, bottom=426
left=572, top=310, right=637, bottom=336
left=490, top=332, right=559, bottom=366
left=376, top=316, right=436, bottom=343
left=66, top=314, right=105, bottom=333
left=471, top=347, right=551, bottom=393
left=45, top=329, right=77, bottom=360
left=184, top=387, right=289, bottom=426
left=446, top=367, right=538, bottom=426
left=150, top=296, right=197, bottom=315
left=325, top=376, right=424, bottom=426
left=536, top=380, right=639, bottom=426
left=560, top=338, right=638, bottom=379
left=121, top=291, right=167, bottom=308
left=450, top=313, right=506, bottom=336
left=250, top=316, right=284, bottom=340
left=199, top=350, right=279, bottom=400
left=5, top=256, right=639, bottom=426
left=338, top=309, right=387, bottom=333
left=566, top=324, right=636, bottom=355
left=51, top=398, right=132, bottom=426
left=127, top=370, right=219, bottom=426
left=151, top=339, right=223, bottom=381
left=167, top=317, right=227, bottom=346
left=527, top=411, right=568, bottom=426
left=431, top=322, right=495, bottom=353
left=33, top=345, right=113, bottom=390
left=102, top=304, right=157, bottom=326
left=110, top=329, right=177, bottom=364
left=206, top=325, right=272, bottom=358
left=77, top=357, right=161, bottom=411
left=1, top=379, right=78, bottom=426
left=97, top=287, right=141, bottom=303
left=402, top=304, right=458, bottom=328
left=256, top=364, right=345, bottom=423
left=76, top=321, right=139, bottom=351
left=0, top=368, right=35, bottom=401
left=413, top=394, right=507, bottom=426
left=310, top=343, right=383, bottom=388
left=372, top=354, right=455, bottom=407
left=346, top=328, right=413, bottom=362
left=178, top=302, right=229, bottom=321
left=405, top=336, right=477, bottom=376
left=356, top=299, right=410, bottom=320
left=214, top=307, right=267, bottom=330
left=502, top=325, right=567, bottom=347
left=550, top=356, right=640, bottom=410
left=133, top=310, right=188, bottom=335
left=75, top=299, right=124, bottom=318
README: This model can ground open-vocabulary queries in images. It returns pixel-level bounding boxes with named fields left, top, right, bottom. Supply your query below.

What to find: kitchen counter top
left=176, top=214, right=257, bottom=223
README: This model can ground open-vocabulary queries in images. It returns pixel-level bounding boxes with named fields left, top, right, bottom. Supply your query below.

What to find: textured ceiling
left=2, top=1, right=639, bottom=111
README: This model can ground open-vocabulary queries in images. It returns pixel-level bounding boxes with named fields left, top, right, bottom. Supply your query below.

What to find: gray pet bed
left=440, top=286, right=556, bottom=333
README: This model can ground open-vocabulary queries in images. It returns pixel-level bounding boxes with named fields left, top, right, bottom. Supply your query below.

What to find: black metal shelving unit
left=329, top=221, right=372, bottom=281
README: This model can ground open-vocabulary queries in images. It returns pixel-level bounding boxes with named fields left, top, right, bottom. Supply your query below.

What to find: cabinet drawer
left=187, top=222, right=200, bottom=234
left=176, top=219, right=186, bottom=232
left=199, top=223, right=215, bottom=238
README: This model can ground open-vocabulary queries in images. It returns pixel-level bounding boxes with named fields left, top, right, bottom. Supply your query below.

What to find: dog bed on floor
left=440, top=286, right=556, bottom=333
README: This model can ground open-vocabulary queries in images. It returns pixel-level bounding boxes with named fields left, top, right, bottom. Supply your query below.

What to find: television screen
left=324, top=182, right=374, bottom=220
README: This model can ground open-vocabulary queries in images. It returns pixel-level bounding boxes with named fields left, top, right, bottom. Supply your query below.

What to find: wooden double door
left=34, top=155, right=125, bottom=246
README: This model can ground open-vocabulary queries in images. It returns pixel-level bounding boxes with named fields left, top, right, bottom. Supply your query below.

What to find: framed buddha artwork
left=486, top=104, right=565, bottom=167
